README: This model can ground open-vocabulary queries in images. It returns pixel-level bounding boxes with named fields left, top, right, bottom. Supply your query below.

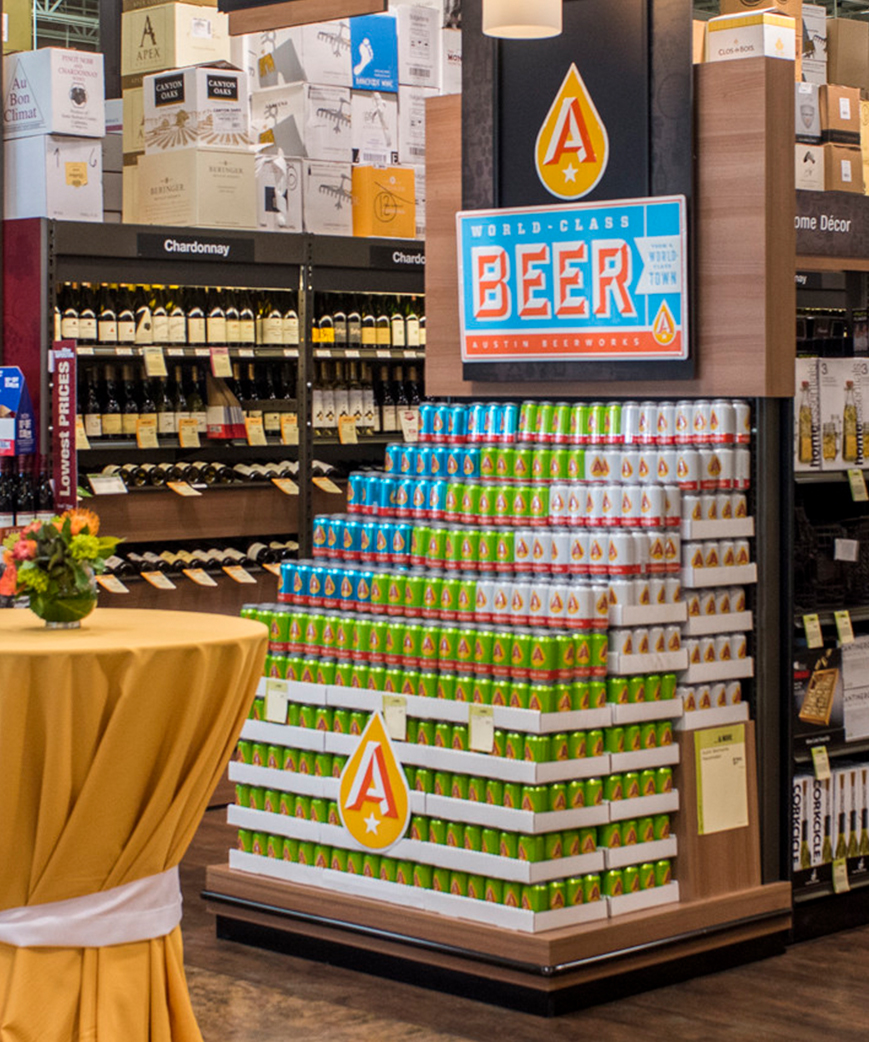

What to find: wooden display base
left=204, top=866, right=790, bottom=1015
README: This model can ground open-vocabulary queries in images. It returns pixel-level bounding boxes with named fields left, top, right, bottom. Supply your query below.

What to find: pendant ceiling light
left=482, top=0, right=562, bottom=39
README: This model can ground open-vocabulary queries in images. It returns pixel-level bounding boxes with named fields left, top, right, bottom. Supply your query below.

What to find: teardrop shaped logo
left=339, top=712, right=410, bottom=851
left=535, top=63, right=609, bottom=200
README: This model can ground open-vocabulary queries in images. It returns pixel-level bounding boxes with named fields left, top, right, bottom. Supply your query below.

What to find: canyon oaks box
left=143, top=65, right=251, bottom=153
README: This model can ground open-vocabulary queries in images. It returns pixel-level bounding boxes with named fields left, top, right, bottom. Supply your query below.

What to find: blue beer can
left=445, top=444, right=464, bottom=479
left=384, top=443, right=403, bottom=475
left=501, top=403, right=519, bottom=443
left=354, top=568, right=374, bottom=608
left=432, top=403, right=450, bottom=444
left=325, top=515, right=344, bottom=560
left=399, top=444, right=417, bottom=476
left=341, top=518, right=362, bottom=561
left=312, top=515, right=329, bottom=558
left=448, top=404, right=468, bottom=444
left=412, top=478, right=431, bottom=519
left=359, top=520, right=378, bottom=562
left=378, top=476, right=399, bottom=516
left=375, top=520, right=395, bottom=563
left=419, top=401, right=437, bottom=443
left=391, top=522, right=412, bottom=565
left=395, top=476, right=415, bottom=519
left=484, top=403, right=502, bottom=443
left=278, top=561, right=295, bottom=603
left=338, top=565, right=357, bottom=610
left=323, top=565, right=343, bottom=605
left=346, top=473, right=366, bottom=514
left=429, top=446, right=448, bottom=479
left=462, top=445, right=481, bottom=480
left=363, top=473, right=381, bottom=516
left=415, top=445, right=433, bottom=478
left=467, top=402, right=488, bottom=443
left=429, top=479, right=448, bottom=520
left=292, top=562, right=312, bottom=605
left=308, top=565, right=326, bottom=607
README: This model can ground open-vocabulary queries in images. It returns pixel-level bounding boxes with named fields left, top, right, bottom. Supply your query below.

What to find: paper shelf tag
left=383, top=695, right=407, bottom=741
left=182, top=568, right=218, bottom=587
left=469, top=705, right=495, bottom=753
left=834, top=538, right=860, bottom=563
left=238, top=348, right=255, bottom=358
left=76, top=345, right=94, bottom=356
left=272, top=477, right=299, bottom=495
left=312, top=476, right=343, bottom=494
left=338, top=416, right=358, bottom=445
left=848, top=469, right=868, bottom=502
left=811, top=745, right=831, bottom=782
left=399, top=410, right=420, bottom=444
left=265, top=678, right=290, bottom=724
left=96, top=575, right=129, bottom=594
left=262, top=562, right=282, bottom=576
left=141, top=571, right=176, bottom=590
left=281, top=414, right=299, bottom=446
left=833, top=857, right=850, bottom=894
left=75, top=417, right=91, bottom=451
left=803, top=614, right=823, bottom=649
left=143, top=346, right=167, bottom=378
left=87, top=474, right=127, bottom=496
left=834, top=610, right=854, bottom=645
left=246, top=416, right=267, bottom=446
left=223, top=565, right=257, bottom=584
left=136, top=416, right=159, bottom=449
left=178, top=418, right=200, bottom=448
left=167, top=481, right=202, bottom=497
left=210, top=346, right=232, bottom=378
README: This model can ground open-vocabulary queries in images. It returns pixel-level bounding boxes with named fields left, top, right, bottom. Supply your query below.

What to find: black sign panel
left=796, top=190, right=869, bottom=258
left=370, top=245, right=425, bottom=269
left=497, top=0, right=649, bottom=207
left=137, top=233, right=256, bottom=263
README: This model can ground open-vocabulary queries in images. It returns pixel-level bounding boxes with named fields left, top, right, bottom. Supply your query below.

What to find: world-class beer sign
left=458, top=196, right=688, bottom=364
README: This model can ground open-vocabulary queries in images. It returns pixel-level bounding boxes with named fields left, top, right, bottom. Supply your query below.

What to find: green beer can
left=482, top=828, right=500, bottom=854
left=518, top=834, right=545, bottom=862
left=486, top=779, right=504, bottom=806
left=453, top=674, right=474, bottom=702
left=512, top=447, right=533, bottom=483
left=520, top=785, right=548, bottom=813
left=413, top=863, right=433, bottom=888
left=379, top=857, right=398, bottom=883
left=508, top=680, right=530, bottom=709
left=551, top=732, right=570, bottom=761
left=418, top=671, right=439, bottom=699
left=623, top=771, right=641, bottom=799
left=566, top=875, right=584, bottom=906
left=346, top=851, right=363, bottom=874
left=468, top=776, right=486, bottom=803
left=661, top=672, right=678, bottom=700
left=414, top=767, right=434, bottom=793
left=568, top=731, right=587, bottom=759
left=625, top=725, right=642, bottom=753
left=589, top=681, right=607, bottom=709
left=237, top=829, right=253, bottom=853
left=278, top=792, right=294, bottom=816
left=297, top=705, right=316, bottom=730
left=627, top=675, right=645, bottom=703
left=587, top=729, right=605, bottom=758
left=603, top=869, right=624, bottom=897
left=436, top=673, right=457, bottom=702
left=548, top=880, right=567, bottom=909
left=429, top=818, right=447, bottom=844
left=283, top=837, right=299, bottom=862
left=396, top=861, right=414, bottom=886
left=607, top=676, right=630, bottom=704
left=528, top=682, right=555, bottom=712
left=294, top=795, right=311, bottom=820
left=644, top=674, right=663, bottom=702
left=567, top=780, right=586, bottom=809
left=620, top=819, right=639, bottom=846
left=524, top=734, right=550, bottom=763
left=656, top=767, right=673, bottom=793
left=500, top=831, right=519, bottom=858
left=451, top=724, right=470, bottom=752
left=655, top=859, right=672, bottom=886
left=640, top=769, right=657, bottom=797
left=580, top=827, right=598, bottom=854
left=503, top=881, right=522, bottom=908
left=563, top=829, right=581, bottom=858
left=464, top=825, right=483, bottom=851
left=484, top=878, right=504, bottom=904
left=313, top=844, right=330, bottom=868
left=478, top=530, right=498, bottom=568
left=624, top=865, right=641, bottom=893
left=639, top=816, right=655, bottom=843
left=639, top=861, right=656, bottom=889
left=467, top=874, right=486, bottom=901
left=569, top=682, right=589, bottom=711
left=583, top=873, right=602, bottom=902
left=450, top=773, right=469, bottom=801
left=432, top=867, right=450, bottom=892
left=584, top=777, right=604, bottom=806
left=409, top=815, right=427, bottom=841
left=602, top=822, right=622, bottom=848
left=521, top=884, right=549, bottom=911
left=449, top=871, right=468, bottom=897
left=640, top=722, right=658, bottom=749
left=297, top=841, right=315, bottom=866
left=549, top=784, right=568, bottom=812
left=544, top=832, right=564, bottom=860
left=433, top=771, right=450, bottom=796
left=653, top=814, right=671, bottom=840
left=656, top=720, right=674, bottom=746
left=503, top=782, right=522, bottom=809
left=362, top=854, right=381, bottom=879
left=605, top=727, right=625, bottom=754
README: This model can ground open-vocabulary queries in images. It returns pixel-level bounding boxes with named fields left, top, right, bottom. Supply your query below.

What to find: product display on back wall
left=223, top=395, right=756, bottom=929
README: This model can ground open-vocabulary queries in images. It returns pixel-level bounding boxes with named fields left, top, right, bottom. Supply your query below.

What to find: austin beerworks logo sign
left=457, top=195, right=688, bottom=363
left=338, top=713, right=410, bottom=851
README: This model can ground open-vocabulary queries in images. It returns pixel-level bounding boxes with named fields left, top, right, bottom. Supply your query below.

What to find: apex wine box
left=121, top=2, right=230, bottom=88
left=138, top=148, right=256, bottom=228
left=251, top=84, right=351, bottom=163
left=5, top=134, right=103, bottom=221
left=304, top=160, right=353, bottom=236
left=352, top=164, right=415, bottom=238
left=3, top=48, right=105, bottom=140
left=143, top=65, right=251, bottom=153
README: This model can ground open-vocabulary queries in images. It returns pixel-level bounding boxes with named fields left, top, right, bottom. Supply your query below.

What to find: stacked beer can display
left=227, top=398, right=755, bottom=931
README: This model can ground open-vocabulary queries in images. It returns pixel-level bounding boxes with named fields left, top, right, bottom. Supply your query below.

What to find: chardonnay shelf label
left=87, top=474, right=128, bottom=496
left=166, top=481, right=202, bottom=497
left=182, top=568, right=218, bottom=587
left=143, top=346, right=168, bottom=378
left=136, top=415, right=159, bottom=449
left=223, top=565, right=257, bottom=585
left=178, top=418, right=201, bottom=448
left=312, top=476, right=343, bottom=495
left=96, top=575, right=130, bottom=594
left=280, top=414, right=299, bottom=446
left=338, top=415, right=358, bottom=445
left=141, top=571, right=176, bottom=590
left=245, top=416, right=268, bottom=446
left=272, top=477, right=299, bottom=496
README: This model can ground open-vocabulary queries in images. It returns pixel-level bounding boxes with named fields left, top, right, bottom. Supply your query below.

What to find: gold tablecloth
left=0, top=608, right=267, bottom=1041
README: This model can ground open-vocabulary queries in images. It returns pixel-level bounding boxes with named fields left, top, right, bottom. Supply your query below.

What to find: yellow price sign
left=246, top=416, right=268, bottom=446
left=848, top=468, right=869, bottom=503
left=142, top=346, right=167, bottom=378
left=802, top=614, right=823, bottom=650
left=281, top=413, right=299, bottom=445
left=338, top=415, right=358, bottom=445
left=178, top=418, right=201, bottom=448
left=811, top=745, right=831, bottom=782
left=338, top=713, right=410, bottom=852
left=834, top=610, right=855, bottom=645
left=136, top=415, right=159, bottom=449
left=75, top=416, right=91, bottom=451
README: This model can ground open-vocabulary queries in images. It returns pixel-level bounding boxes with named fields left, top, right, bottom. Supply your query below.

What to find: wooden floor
left=183, top=810, right=869, bottom=1041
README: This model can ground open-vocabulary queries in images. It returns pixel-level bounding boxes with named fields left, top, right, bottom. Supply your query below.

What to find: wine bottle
left=104, top=553, right=134, bottom=577
left=239, top=292, right=256, bottom=346
left=206, top=288, right=227, bottom=345
left=60, top=283, right=80, bottom=340
left=117, top=286, right=137, bottom=345
left=151, top=286, right=169, bottom=343
left=188, top=365, right=208, bottom=433
left=261, top=295, right=283, bottom=346
left=156, top=376, right=176, bottom=436
left=186, top=461, right=214, bottom=485
left=390, top=297, right=406, bottom=349
left=14, top=456, right=36, bottom=527
left=333, top=298, right=348, bottom=349
left=361, top=362, right=377, bottom=435
left=98, top=285, right=118, bottom=344
left=134, top=285, right=153, bottom=345
left=245, top=364, right=263, bottom=424
left=187, top=290, right=206, bottom=345
left=332, top=360, right=350, bottom=425
left=347, top=296, right=362, bottom=348
left=84, top=369, right=103, bottom=439
left=379, top=363, right=398, bottom=433
left=141, top=550, right=171, bottom=574
left=120, top=364, right=140, bottom=437
left=361, top=299, right=376, bottom=347
left=78, top=284, right=97, bottom=344
left=318, top=301, right=335, bottom=346
left=167, top=286, right=187, bottom=344
left=119, top=462, right=148, bottom=488
left=405, top=296, right=421, bottom=348
left=375, top=297, right=391, bottom=348
left=347, top=360, right=365, bottom=430
left=232, top=463, right=260, bottom=483
left=312, top=361, right=326, bottom=437
left=101, top=365, right=123, bottom=438
left=282, top=295, right=300, bottom=347
left=224, top=290, right=241, bottom=346
left=321, top=360, right=336, bottom=436
left=245, top=541, right=275, bottom=565
left=172, top=365, right=191, bottom=430
left=0, top=459, right=14, bottom=529
left=139, top=377, right=158, bottom=430
left=263, top=365, right=281, bottom=436
left=34, top=457, right=54, bottom=523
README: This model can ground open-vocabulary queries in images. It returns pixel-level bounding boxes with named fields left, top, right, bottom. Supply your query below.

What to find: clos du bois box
left=143, top=65, right=251, bottom=154
left=705, top=11, right=796, bottom=65
left=255, top=149, right=303, bottom=233
left=303, top=161, right=353, bottom=236
left=251, top=84, right=351, bottom=163
left=120, top=2, right=230, bottom=88
left=2, top=48, right=105, bottom=140
left=5, top=134, right=103, bottom=221
left=138, top=148, right=256, bottom=229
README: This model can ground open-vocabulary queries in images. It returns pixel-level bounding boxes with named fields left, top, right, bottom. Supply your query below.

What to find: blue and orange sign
left=456, top=195, right=688, bottom=363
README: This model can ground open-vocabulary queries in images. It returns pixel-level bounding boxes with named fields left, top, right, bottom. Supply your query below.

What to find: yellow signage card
left=382, top=695, right=407, bottom=741
left=182, top=568, right=218, bottom=587
left=811, top=745, right=832, bottom=782
left=246, top=416, right=268, bottom=446
left=803, top=614, right=824, bottom=650
left=136, top=415, right=159, bottom=449
left=835, top=610, right=855, bottom=645
left=96, top=575, right=129, bottom=594
left=280, top=413, right=299, bottom=446
left=694, top=724, right=749, bottom=835
left=166, top=481, right=202, bottom=497
left=312, top=476, right=343, bottom=494
left=469, top=705, right=495, bottom=753
left=338, top=416, right=358, bottom=445
left=272, top=477, right=299, bottom=496
left=75, top=416, right=91, bottom=451
left=223, top=565, right=257, bottom=584
left=848, top=468, right=869, bottom=502
left=265, top=678, right=290, bottom=724
left=178, top=418, right=201, bottom=448
left=142, top=346, right=167, bottom=377
left=141, top=571, right=176, bottom=590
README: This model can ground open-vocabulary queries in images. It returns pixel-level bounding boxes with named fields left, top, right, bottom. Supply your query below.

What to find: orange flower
left=0, top=561, right=17, bottom=597
left=55, top=508, right=100, bottom=536
left=11, top=538, right=37, bottom=561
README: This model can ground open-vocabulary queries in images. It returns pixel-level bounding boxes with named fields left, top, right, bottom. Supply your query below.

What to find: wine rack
left=3, top=220, right=425, bottom=615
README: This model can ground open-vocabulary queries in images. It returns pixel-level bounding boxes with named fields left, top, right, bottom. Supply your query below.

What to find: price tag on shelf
left=75, top=417, right=91, bottom=451
left=265, top=678, right=290, bottom=724
left=142, top=345, right=167, bottom=378
left=182, top=568, right=218, bottom=587
left=238, top=348, right=255, bottom=358
left=246, top=416, right=268, bottom=446
left=376, top=349, right=391, bottom=359
left=338, top=416, right=358, bottom=445
left=210, top=346, right=232, bottom=378
left=469, top=705, right=495, bottom=753
left=834, top=538, right=860, bottom=563
left=96, top=575, right=129, bottom=594
left=166, top=481, right=202, bottom=497
left=811, top=745, right=831, bottom=782
left=223, top=565, right=257, bottom=584
left=399, top=410, right=420, bottom=444
left=403, top=350, right=417, bottom=359
left=345, top=349, right=360, bottom=358
left=848, top=469, right=869, bottom=503
left=87, top=474, right=127, bottom=496
left=114, top=346, right=133, bottom=356
left=262, top=562, right=282, bottom=577
left=280, top=413, right=299, bottom=446
left=178, top=418, right=201, bottom=448
left=382, top=695, right=407, bottom=741
left=283, top=348, right=299, bottom=359
left=76, top=345, right=94, bottom=356
left=835, top=610, right=855, bottom=645
left=141, top=571, right=176, bottom=590
left=166, top=347, right=185, bottom=357
left=833, top=857, right=851, bottom=894
left=803, top=613, right=824, bottom=650
left=194, top=347, right=211, bottom=358
left=136, top=415, right=159, bottom=449
left=312, top=476, right=343, bottom=494
left=272, top=477, right=299, bottom=496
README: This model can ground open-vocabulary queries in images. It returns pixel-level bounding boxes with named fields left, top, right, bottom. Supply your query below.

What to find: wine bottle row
left=98, top=459, right=300, bottom=489
left=312, top=361, right=423, bottom=437
left=56, top=283, right=426, bottom=352
left=104, top=539, right=299, bottom=577
left=0, top=455, right=55, bottom=530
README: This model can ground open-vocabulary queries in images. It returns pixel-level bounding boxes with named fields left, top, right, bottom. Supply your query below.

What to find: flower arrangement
left=0, top=509, right=121, bottom=625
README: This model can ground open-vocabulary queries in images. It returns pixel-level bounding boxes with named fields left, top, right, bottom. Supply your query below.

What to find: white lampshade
left=483, top=0, right=562, bottom=39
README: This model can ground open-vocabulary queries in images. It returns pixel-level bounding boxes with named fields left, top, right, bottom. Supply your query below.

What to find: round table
left=0, top=608, right=267, bottom=1042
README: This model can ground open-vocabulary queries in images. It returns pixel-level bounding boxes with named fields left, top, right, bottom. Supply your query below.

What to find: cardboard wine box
left=795, top=143, right=824, bottom=191
left=251, top=83, right=351, bottom=162
left=705, top=11, right=796, bottom=66
left=352, top=165, right=415, bottom=238
left=3, top=0, right=33, bottom=55
left=801, top=4, right=827, bottom=85
left=861, top=99, right=869, bottom=197
left=304, top=160, right=353, bottom=236
left=440, top=28, right=462, bottom=94
left=121, top=2, right=230, bottom=88
left=351, top=90, right=399, bottom=165
left=123, top=155, right=139, bottom=222
left=827, top=18, right=869, bottom=93
left=412, top=162, right=425, bottom=239
left=137, top=148, right=256, bottom=228
left=254, top=21, right=352, bottom=90
left=3, top=48, right=105, bottom=140
left=796, top=82, right=821, bottom=142
left=823, top=142, right=864, bottom=193
left=5, top=133, right=103, bottom=221
left=717, top=0, right=801, bottom=76
left=255, top=148, right=303, bottom=233
left=123, top=86, right=145, bottom=156
left=143, top=65, right=251, bottom=154
left=398, top=84, right=436, bottom=165
left=819, top=84, right=860, bottom=144
left=350, top=14, right=399, bottom=93
left=396, top=5, right=440, bottom=88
